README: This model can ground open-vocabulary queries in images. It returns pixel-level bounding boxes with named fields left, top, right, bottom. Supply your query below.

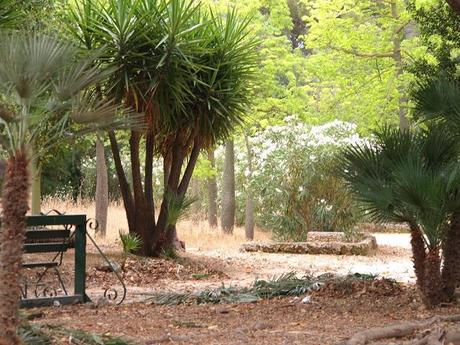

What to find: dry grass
left=41, top=197, right=271, bottom=251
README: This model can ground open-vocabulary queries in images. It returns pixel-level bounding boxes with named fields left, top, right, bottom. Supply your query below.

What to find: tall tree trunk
left=30, top=159, right=40, bottom=215
left=391, top=0, right=409, bottom=130
left=221, top=140, right=235, bottom=234
left=190, top=177, right=201, bottom=221
left=0, top=148, right=29, bottom=345
left=244, top=134, right=254, bottom=240
left=441, top=212, right=460, bottom=298
left=207, top=150, right=218, bottom=228
left=95, top=137, right=108, bottom=237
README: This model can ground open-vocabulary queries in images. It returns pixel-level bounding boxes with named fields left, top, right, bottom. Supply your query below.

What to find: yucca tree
left=340, top=125, right=460, bottom=307
left=65, top=0, right=257, bottom=256
left=0, top=32, right=125, bottom=344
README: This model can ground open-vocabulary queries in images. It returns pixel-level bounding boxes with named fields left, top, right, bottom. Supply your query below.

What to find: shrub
left=250, top=118, right=362, bottom=241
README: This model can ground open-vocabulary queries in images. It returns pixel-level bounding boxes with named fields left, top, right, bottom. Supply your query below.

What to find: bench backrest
left=24, top=229, right=71, bottom=254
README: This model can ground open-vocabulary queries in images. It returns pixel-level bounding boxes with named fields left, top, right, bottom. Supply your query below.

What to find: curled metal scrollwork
left=85, top=227, right=127, bottom=305
left=104, top=288, right=119, bottom=302
left=86, top=218, right=99, bottom=233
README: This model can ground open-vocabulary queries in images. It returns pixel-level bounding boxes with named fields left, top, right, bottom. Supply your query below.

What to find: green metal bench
left=20, top=213, right=126, bottom=308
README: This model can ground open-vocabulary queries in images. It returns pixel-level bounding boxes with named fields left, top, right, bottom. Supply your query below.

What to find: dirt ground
left=25, top=233, right=456, bottom=345
left=32, top=284, right=460, bottom=345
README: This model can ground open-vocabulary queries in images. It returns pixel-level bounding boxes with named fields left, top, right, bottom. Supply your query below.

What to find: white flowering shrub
left=249, top=118, right=363, bottom=241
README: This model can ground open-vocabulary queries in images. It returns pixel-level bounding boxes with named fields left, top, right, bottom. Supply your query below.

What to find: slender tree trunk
left=190, top=177, right=201, bottom=221
left=95, top=137, right=108, bottom=237
left=207, top=150, right=218, bottom=228
left=30, top=159, right=41, bottom=215
left=0, top=148, right=29, bottom=345
left=244, top=134, right=254, bottom=240
left=221, top=140, right=235, bottom=234
left=108, top=130, right=135, bottom=231
left=441, top=212, right=460, bottom=298
left=391, top=0, right=409, bottom=130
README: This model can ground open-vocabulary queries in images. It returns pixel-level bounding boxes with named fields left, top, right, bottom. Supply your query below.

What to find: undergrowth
left=144, top=272, right=378, bottom=305
left=20, top=322, right=132, bottom=345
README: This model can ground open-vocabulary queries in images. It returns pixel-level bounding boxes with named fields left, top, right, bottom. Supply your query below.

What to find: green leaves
left=64, top=0, right=258, bottom=151
left=119, top=231, right=142, bottom=254
left=412, top=76, right=460, bottom=129
left=0, top=31, right=133, bottom=157
left=340, top=124, right=460, bottom=248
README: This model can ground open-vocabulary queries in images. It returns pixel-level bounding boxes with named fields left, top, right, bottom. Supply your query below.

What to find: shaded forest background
left=14, top=0, right=460, bottom=240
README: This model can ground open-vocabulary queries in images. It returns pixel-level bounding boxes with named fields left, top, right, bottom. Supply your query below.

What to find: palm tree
left=65, top=0, right=258, bottom=256
left=340, top=125, right=460, bottom=307
left=0, top=32, right=124, bottom=344
left=412, top=76, right=460, bottom=296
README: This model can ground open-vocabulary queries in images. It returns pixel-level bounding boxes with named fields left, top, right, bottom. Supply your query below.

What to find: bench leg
left=54, top=267, right=68, bottom=295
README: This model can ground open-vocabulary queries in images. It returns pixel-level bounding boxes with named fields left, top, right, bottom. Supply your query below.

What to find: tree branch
left=178, top=137, right=201, bottom=196
left=329, top=46, right=395, bottom=59
left=108, top=130, right=134, bottom=227
left=447, top=0, right=460, bottom=16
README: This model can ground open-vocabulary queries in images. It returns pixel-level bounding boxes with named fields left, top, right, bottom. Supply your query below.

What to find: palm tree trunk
left=207, top=150, right=218, bottom=228
left=441, top=212, right=460, bottom=299
left=244, top=134, right=254, bottom=240
left=423, top=248, right=448, bottom=308
left=409, top=223, right=427, bottom=293
left=95, top=137, right=108, bottom=237
left=30, top=159, right=40, bottom=215
left=221, top=140, right=235, bottom=234
left=0, top=147, right=29, bottom=345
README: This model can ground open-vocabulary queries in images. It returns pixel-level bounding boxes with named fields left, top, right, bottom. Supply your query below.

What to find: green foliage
left=119, top=231, right=142, bottom=254
left=65, top=0, right=258, bottom=150
left=165, top=192, right=196, bottom=226
left=248, top=118, right=361, bottom=241
left=162, top=246, right=179, bottom=260
left=0, top=31, right=128, bottom=159
left=408, top=0, right=460, bottom=81
left=145, top=272, right=381, bottom=305
left=340, top=124, right=460, bottom=248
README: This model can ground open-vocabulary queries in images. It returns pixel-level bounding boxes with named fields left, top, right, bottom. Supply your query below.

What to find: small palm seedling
left=119, top=230, right=142, bottom=271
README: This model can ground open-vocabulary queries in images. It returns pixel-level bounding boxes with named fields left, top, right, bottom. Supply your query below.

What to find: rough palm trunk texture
left=409, top=224, right=427, bottom=296
left=441, top=212, right=460, bottom=299
left=95, top=137, right=108, bottom=237
left=220, top=141, right=235, bottom=234
left=0, top=148, right=29, bottom=345
left=30, top=160, right=41, bottom=215
left=207, top=150, right=218, bottom=228
left=423, top=249, right=448, bottom=308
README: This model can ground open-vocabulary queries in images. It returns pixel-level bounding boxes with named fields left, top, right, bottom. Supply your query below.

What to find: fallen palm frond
left=143, top=272, right=379, bottom=306
left=19, top=322, right=133, bottom=345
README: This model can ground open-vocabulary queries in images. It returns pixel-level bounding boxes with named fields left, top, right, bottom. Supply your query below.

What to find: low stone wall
left=240, top=232, right=378, bottom=256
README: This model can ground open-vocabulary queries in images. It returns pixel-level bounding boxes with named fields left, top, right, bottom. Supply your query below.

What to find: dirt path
left=98, top=232, right=414, bottom=304
left=32, top=232, right=427, bottom=345
left=184, top=233, right=414, bottom=287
